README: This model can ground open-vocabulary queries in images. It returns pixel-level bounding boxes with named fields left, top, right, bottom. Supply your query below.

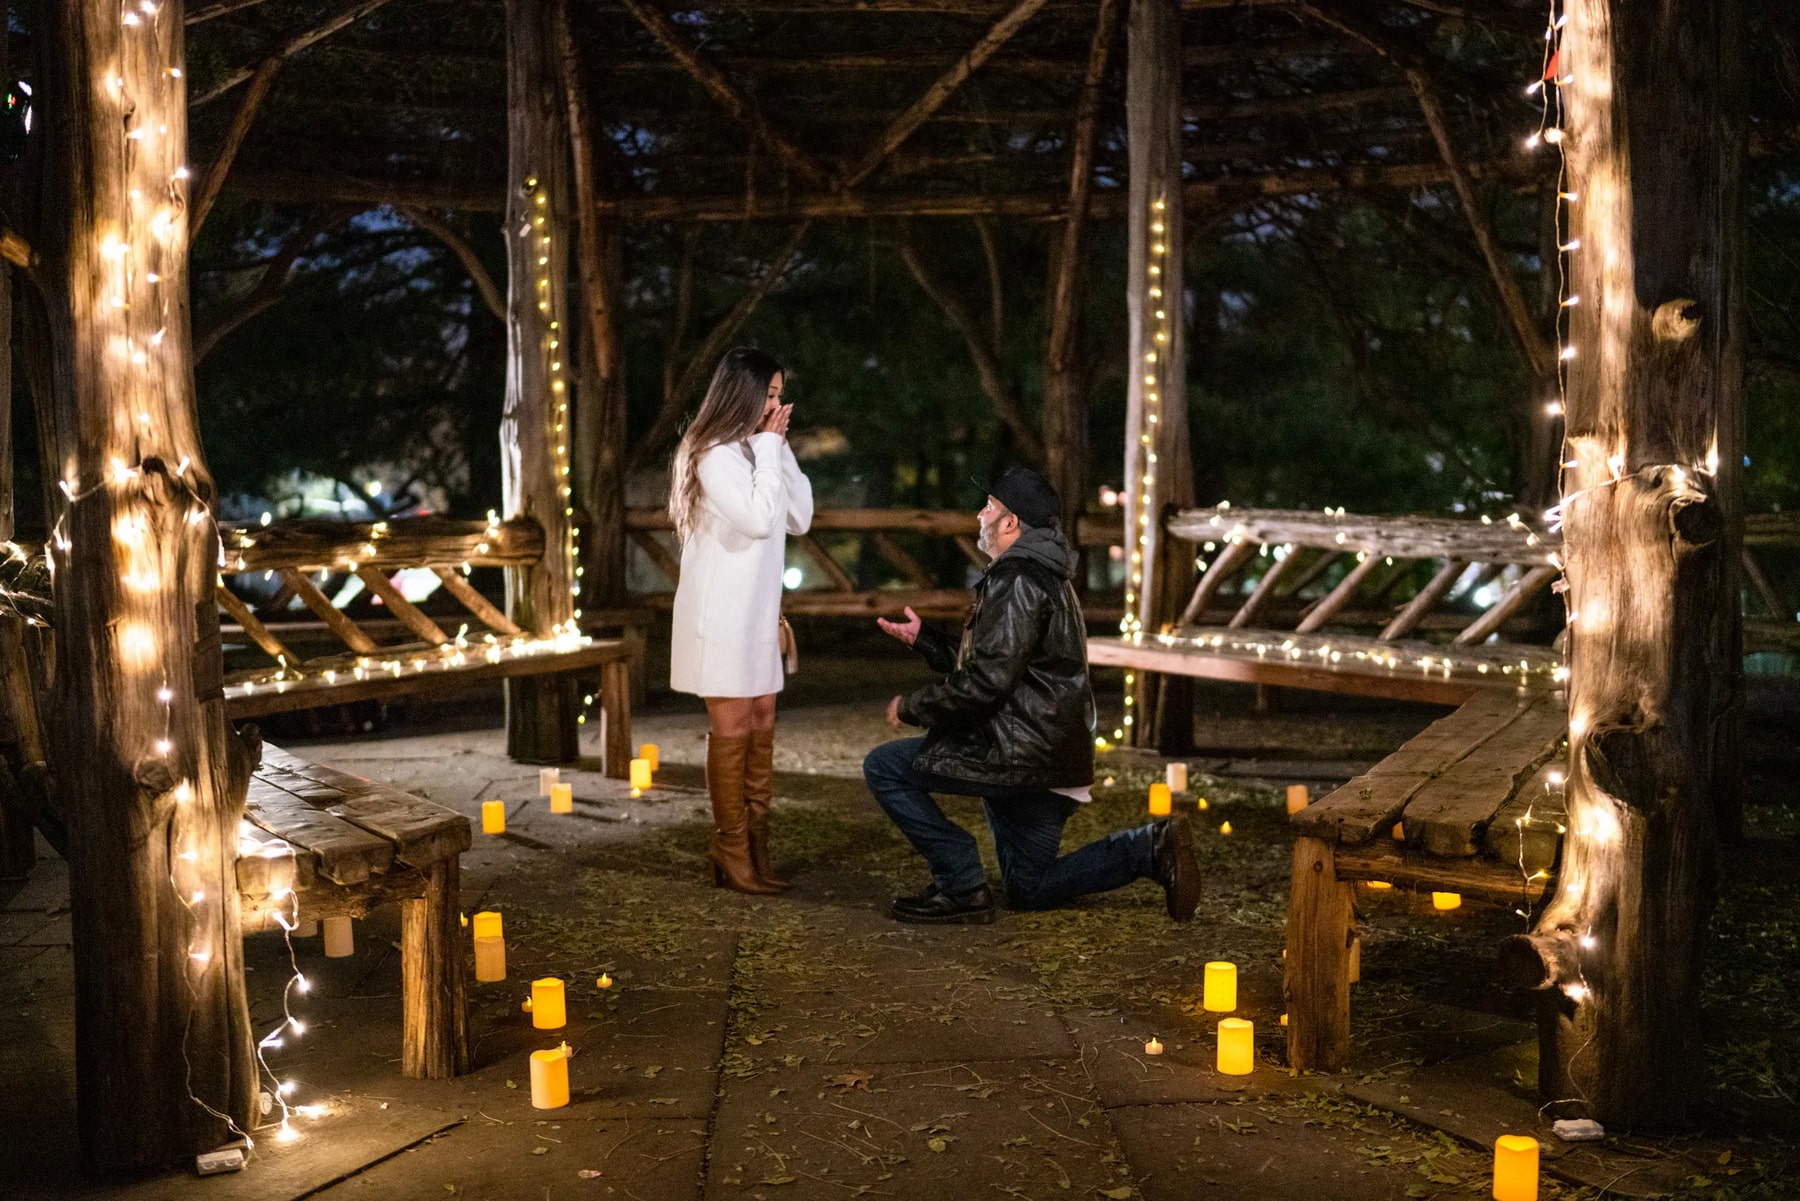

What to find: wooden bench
left=1281, top=690, right=1568, bottom=1072
left=1090, top=505, right=1566, bottom=706
left=216, top=515, right=634, bottom=775
left=236, top=744, right=471, bottom=1079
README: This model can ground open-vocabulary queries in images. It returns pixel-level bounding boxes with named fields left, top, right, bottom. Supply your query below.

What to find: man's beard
left=976, top=517, right=1000, bottom=559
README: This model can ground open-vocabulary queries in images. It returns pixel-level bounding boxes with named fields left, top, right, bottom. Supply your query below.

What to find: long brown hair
left=669, top=347, right=786, bottom=540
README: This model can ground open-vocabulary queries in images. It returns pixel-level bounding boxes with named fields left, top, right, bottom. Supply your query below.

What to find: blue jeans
left=862, top=737, right=1156, bottom=910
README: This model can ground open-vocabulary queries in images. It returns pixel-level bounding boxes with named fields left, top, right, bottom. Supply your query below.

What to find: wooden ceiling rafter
left=191, top=0, right=398, bottom=107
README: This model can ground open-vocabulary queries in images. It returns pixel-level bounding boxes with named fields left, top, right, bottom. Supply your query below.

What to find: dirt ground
left=2, top=628, right=1797, bottom=1200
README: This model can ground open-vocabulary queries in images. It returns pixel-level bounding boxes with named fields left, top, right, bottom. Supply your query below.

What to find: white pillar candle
left=1165, top=762, right=1188, bottom=792
left=322, top=916, right=353, bottom=958
left=538, top=767, right=560, bottom=796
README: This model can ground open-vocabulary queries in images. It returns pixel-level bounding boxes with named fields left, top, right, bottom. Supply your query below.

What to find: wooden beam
left=1227, top=549, right=1299, bottom=629
left=355, top=566, right=450, bottom=646
left=869, top=531, right=934, bottom=588
left=503, top=0, right=580, bottom=763
left=1295, top=553, right=1384, bottom=633
left=190, top=58, right=283, bottom=238
left=1169, top=507, right=1559, bottom=566
left=187, top=0, right=274, bottom=21
left=795, top=534, right=857, bottom=593
left=629, top=507, right=979, bottom=535
left=1178, top=539, right=1256, bottom=626
left=215, top=584, right=296, bottom=663
left=225, top=515, right=545, bottom=572
left=1378, top=559, right=1467, bottom=641
left=400, top=208, right=505, bottom=322
left=1451, top=564, right=1556, bottom=646
left=629, top=529, right=683, bottom=587
left=1044, top=0, right=1118, bottom=535
left=191, top=0, right=396, bottom=107
left=279, top=569, right=381, bottom=654
left=431, top=567, right=524, bottom=636
left=612, top=0, right=836, bottom=188
left=839, top=0, right=1053, bottom=190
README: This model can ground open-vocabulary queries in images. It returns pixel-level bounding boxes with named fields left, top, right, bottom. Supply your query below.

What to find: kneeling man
left=865, top=467, right=1201, bottom=925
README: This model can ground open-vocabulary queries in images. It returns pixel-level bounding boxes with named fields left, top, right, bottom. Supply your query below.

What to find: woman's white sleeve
left=781, top=442, right=814, bottom=535
left=697, top=434, right=787, bottom=540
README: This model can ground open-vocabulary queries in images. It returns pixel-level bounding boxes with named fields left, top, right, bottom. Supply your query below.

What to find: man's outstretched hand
left=877, top=605, right=922, bottom=646
left=886, top=696, right=905, bottom=730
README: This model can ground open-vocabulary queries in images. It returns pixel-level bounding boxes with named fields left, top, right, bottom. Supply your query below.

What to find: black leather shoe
left=1149, top=818, right=1201, bottom=922
left=892, top=881, right=943, bottom=909
left=890, top=883, right=997, bottom=924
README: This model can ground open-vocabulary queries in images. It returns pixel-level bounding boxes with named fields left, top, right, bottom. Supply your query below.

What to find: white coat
left=669, top=432, right=814, bottom=698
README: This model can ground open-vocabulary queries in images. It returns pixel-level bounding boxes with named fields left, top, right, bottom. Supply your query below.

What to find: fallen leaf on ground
left=828, top=1069, right=874, bottom=1090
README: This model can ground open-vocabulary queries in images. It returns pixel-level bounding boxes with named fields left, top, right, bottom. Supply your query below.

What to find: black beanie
left=987, top=466, right=1063, bottom=530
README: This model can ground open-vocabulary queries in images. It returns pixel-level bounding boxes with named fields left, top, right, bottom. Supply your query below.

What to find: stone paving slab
left=1062, top=1008, right=1308, bottom=1108
left=1108, top=1099, right=1442, bottom=1201
left=1344, top=1041, right=1702, bottom=1197
left=706, top=1058, right=1135, bottom=1201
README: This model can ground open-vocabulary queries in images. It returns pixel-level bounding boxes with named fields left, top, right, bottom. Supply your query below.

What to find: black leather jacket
left=896, top=543, right=1096, bottom=792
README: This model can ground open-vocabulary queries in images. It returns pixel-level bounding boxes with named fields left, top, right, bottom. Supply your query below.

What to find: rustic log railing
left=215, top=515, right=633, bottom=776
left=624, top=506, right=1125, bottom=619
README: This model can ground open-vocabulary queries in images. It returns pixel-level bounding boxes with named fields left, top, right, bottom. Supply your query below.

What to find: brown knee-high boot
left=707, top=733, right=781, bottom=895
left=744, top=727, right=791, bottom=891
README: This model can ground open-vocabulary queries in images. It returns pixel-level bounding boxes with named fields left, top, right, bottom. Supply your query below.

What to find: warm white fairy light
left=1119, top=194, right=1171, bottom=736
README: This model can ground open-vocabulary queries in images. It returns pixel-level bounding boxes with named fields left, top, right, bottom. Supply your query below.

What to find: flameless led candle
left=323, top=916, right=354, bottom=958
left=1366, top=880, right=1393, bottom=891
left=530, top=1044, right=571, bottom=1109
left=1216, top=1018, right=1254, bottom=1076
left=1202, top=961, right=1237, bottom=1012
left=294, top=918, right=319, bottom=938
left=1144, top=1037, right=1163, bottom=1055
left=482, top=801, right=506, bottom=834
left=538, top=767, right=560, bottom=796
left=629, top=758, right=653, bottom=791
left=550, top=783, right=573, bottom=814
left=1433, top=892, right=1463, bottom=911
left=473, top=911, right=503, bottom=940
left=473, top=936, right=506, bottom=982
left=524, top=978, right=566, bottom=1029
left=596, top=973, right=613, bottom=989
left=1279, top=1013, right=1288, bottom=1026
left=1492, top=1135, right=1539, bottom=1201
left=1195, top=796, right=1209, bottom=811
left=1286, top=784, right=1310, bottom=814
left=640, top=743, right=660, bottom=772
left=1219, top=820, right=1233, bottom=835
left=1147, top=782, right=1172, bottom=816
left=1392, top=821, right=1406, bottom=841
left=1348, top=936, right=1362, bottom=984
left=1165, top=762, right=1188, bottom=792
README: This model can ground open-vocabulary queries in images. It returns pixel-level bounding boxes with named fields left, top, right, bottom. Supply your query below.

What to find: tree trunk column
left=1122, top=0, right=1194, bottom=750
left=503, top=0, right=579, bottom=763
left=39, top=0, right=257, bottom=1168
left=1511, top=0, right=1743, bottom=1128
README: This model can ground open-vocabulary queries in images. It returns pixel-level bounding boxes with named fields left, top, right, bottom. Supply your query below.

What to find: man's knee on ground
left=1001, top=872, right=1059, bottom=912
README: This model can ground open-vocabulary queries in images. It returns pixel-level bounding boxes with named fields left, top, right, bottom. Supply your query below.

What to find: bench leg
left=400, top=858, right=469, bottom=1078
left=599, top=659, right=632, bottom=780
left=1284, top=835, right=1354, bottom=1072
left=506, top=676, right=578, bottom=764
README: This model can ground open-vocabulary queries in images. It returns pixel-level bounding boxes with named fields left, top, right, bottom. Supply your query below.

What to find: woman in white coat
left=669, top=348, right=814, bottom=895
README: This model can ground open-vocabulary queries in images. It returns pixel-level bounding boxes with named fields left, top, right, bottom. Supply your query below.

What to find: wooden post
left=502, top=0, right=579, bottom=764
left=0, top=256, right=30, bottom=881
left=556, top=2, right=628, bottom=612
left=35, top=0, right=258, bottom=1168
left=1121, top=0, right=1194, bottom=750
left=399, top=858, right=469, bottom=1078
left=1043, top=0, right=1116, bottom=539
left=1501, top=0, right=1744, bottom=1128
left=1284, top=836, right=1355, bottom=1071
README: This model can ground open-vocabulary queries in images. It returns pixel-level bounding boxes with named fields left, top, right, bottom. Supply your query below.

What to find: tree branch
left=630, top=222, right=812, bottom=471
left=194, top=216, right=333, bottom=362
left=974, top=217, right=1004, bottom=347
left=612, top=0, right=837, bottom=189
left=899, top=228, right=1043, bottom=462
left=1047, top=0, right=1117, bottom=374
left=187, top=0, right=275, bottom=23
left=191, top=0, right=396, bottom=107
left=838, top=0, right=1053, bottom=190
left=399, top=207, right=504, bottom=322
left=191, top=58, right=283, bottom=238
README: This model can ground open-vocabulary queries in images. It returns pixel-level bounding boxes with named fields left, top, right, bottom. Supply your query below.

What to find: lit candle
left=473, top=936, right=506, bottom=982
left=1432, top=892, right=1462, bottom=911
left=1202, top=961, right=1237, bottom=1012
left=523, top=978, right=566, bottom=1029
left=1216, top=1018, right=1254, bottom=1076
left=538, top=767, right=560, bottom=796
left=1366, top=880, right=1393, bottom=891
left=1143, top=1037, right=1163, bottom=1055
left=529, top=1043, right=571, bottom=1109
left=1286, top=784, right=1310, bottom=814
left=482, top=800, right=506, bottom=834
left=629, top=759, right=653, bottom=791
left=1219, top=820, right=1233, bottom=836
left=596, top=973, right=613, bottom=990
left=322, top=916, right=353, bottom=958
left=1165, top=762, right=1188, bottom=792
left=1493, top=1135, right=1539, bottom=1201
left=550, top=783, right=573, bottom=814
left=1147, top=782, right=1172, bottom=816
left=472, top=911, right=504, bottom=940
left=1195, top=796, right=1209, bottom=811
left=640, top=743, right=660, bottom=772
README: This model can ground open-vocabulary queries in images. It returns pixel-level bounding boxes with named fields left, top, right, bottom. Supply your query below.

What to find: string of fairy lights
left=1116, top=195, right=1171, bottom=740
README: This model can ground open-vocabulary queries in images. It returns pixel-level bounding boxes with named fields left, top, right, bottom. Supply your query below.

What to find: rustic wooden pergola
left=0, top=0, right=1752, bottom=1173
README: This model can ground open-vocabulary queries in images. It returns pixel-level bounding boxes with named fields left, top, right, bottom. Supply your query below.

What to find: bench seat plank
left=244, top=776, right=395, bottom=885
left=1483, top=759, right=1567, bottom=876
left=1292, top=692, right=1545, bottom=845
left=260, top=747, right=471, bottom=868
left=235, top=817, right=313, bottom=900
left=1399, top=697, right=1566, bottom=857
left=223, top=638, right=631, bottom=718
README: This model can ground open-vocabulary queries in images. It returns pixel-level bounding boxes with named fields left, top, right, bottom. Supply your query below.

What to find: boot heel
left=711, top=862, right=726, bottom=887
